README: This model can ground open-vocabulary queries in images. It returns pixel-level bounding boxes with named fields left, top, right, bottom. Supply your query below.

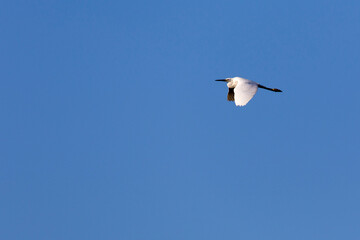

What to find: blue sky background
left=1, top=0, right=360, bottom=239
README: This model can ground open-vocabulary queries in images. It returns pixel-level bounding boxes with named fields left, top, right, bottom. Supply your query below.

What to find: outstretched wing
left=234, top=79, right=258, bottom=106
left=227, top=88, right=234, bottom=101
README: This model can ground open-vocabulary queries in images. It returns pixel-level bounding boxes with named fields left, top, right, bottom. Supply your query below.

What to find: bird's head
left=216, top=78, right=237, bottom=88
left=215, top=78, right=231, bottom=83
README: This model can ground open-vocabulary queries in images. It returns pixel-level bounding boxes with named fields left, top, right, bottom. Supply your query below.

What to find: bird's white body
left=227, top=77, right=259, bottom=106
left=216, top=76, right=282, bottom=107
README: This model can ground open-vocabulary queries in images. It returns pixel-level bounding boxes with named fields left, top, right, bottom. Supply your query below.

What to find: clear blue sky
left=1, top=0, right=360, bottom=239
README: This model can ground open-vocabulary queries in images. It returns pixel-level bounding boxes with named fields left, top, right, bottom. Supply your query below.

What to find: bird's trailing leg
left=257, top=84, right=282, bottom=92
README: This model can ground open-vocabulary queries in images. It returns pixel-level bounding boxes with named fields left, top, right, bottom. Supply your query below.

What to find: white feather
left=233, top=77, right=258, bottom=106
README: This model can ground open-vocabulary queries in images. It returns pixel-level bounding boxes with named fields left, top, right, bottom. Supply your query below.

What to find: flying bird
left=216, top=77, right=282, bottom=107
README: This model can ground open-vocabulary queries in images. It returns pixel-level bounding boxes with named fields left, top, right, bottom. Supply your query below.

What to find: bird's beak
left=215, top=79, right=228, bottom=82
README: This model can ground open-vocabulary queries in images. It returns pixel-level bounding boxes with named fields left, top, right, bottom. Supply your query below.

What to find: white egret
left=216, top=77, right=282, bottom=106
